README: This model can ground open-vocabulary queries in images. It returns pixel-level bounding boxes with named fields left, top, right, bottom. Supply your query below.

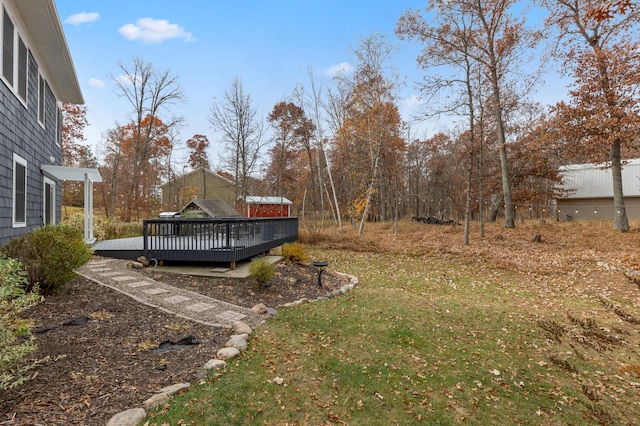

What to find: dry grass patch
left=147, top=220, right=640, bottom=425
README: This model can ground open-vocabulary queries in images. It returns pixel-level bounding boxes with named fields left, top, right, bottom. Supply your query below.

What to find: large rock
left=143, top=393, right=169, bottom=411
left=107, top=408, right=146, bottom=426
left=225, top=334, right=249, bottom=352
left=159, top=382, right=190, bottom=396
left=204, top=359, right=227, bottom=370
left=232, top=321, right=253, bottom=335
left=217, top=347, right=241, bottom=360
left=136, top=256, right=150, bottom=267
left=251, top=303, right=268, bottom=314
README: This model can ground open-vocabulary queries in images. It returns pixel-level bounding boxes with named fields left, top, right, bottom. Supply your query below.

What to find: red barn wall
left=247, top=203, right=290, bottom=218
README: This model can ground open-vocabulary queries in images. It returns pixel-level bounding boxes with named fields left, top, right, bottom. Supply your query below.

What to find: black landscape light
left=312, top=261, right=329, bottom=288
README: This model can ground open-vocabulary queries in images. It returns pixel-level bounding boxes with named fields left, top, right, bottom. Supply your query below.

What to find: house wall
left=0, top=43, right=61, bottom=246
left=556, top=197, right=640, bottom=222
left=162, top=170, right=236, bottom=211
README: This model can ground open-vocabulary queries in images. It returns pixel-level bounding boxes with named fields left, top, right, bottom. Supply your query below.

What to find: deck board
left=93, top=237, right=145, bottom=251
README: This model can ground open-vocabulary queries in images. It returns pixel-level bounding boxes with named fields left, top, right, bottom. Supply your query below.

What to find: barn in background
left=160, top=168, right=238, bottom=212
left=243, top=196, right=292, bottom=218
left=556, top=160, right=640, bottom=221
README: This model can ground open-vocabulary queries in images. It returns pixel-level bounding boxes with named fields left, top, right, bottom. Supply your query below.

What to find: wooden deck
left=92, top=236, right=148, bottom=260
left=92, top=217, right=298, bottom=269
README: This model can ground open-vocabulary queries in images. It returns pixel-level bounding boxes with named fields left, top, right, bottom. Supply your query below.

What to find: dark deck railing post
left=143, top=220, right=149, bottom=258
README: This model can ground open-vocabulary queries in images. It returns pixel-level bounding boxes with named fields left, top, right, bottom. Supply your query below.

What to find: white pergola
left=41, top=165, right=102, bottom=244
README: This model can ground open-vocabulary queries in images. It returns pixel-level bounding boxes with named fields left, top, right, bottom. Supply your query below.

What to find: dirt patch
left=0, top=261, right=350, bottom=426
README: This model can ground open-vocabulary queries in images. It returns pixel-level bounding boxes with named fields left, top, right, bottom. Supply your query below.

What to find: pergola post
left=41, top=165, right=101, bottom=244
left=84, top=172, right=95, bottom=243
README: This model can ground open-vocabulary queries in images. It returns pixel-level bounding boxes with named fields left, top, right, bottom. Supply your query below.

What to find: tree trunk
left=478, top=103, right=485, bottom=238
left=358, top=144, right=382, bottom=235
left=592, top=44, right=630, bottom=232
left=477, top=2, right=515, bottom=229
left=611, top=139, right=630, bottom=231
left=304, top=144, right=317, bottom=231
left=321, top=138, right=343, bottom=232
left=301, top=187, right=307, bottom=223
left=489, top=194, right=502, bottom=222
left=463, top=152, right=472, bottom=245
left=489, top=69, right=514, bottom=228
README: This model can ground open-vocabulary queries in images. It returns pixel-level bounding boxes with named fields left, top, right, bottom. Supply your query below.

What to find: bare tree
left=397, top=0, right=481, bottom=243
left=110, top=57, right=184, bottom=220
left=208, top=77, right=265, bottom=209
left=398, top=0, right=540, bottom=229
left=291, top=71, right=344, bottom=232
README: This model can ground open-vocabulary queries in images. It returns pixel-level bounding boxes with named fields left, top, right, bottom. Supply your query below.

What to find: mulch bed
left=0, top=261, right=350, bottom=426
left=138, top=262, right=348, bottom=308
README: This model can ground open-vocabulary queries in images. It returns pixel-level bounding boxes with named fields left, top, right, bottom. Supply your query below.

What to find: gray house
left=0, top=0, right=100, bottom=246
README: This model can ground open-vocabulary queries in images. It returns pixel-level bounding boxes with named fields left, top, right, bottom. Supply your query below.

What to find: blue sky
left=55, top=1, right=567, bottom=168
left=55, top=1, right=433, bottom=165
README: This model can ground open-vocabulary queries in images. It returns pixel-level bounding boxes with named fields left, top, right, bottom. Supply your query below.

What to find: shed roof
left=245, top=196, right=293, bottom=205
left=179, top=199, right=241, bottom=218
left=558, top=159, right=640, bottom=199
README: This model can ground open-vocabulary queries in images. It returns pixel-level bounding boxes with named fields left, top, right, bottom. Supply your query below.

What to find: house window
left=38, top=74, right=45, bottom=125
left=2, top=7, right=13, bottom=84
left=13, top=153, right=26, bottom=228
left=2, top=7, right=27, bottom=104
left=17, top=35, right=26, bottom=101
left=43, top=177, right=55, bottom=225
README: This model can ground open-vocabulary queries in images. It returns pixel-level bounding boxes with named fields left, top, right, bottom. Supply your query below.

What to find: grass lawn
left=145, top=220, right=640, bottom=425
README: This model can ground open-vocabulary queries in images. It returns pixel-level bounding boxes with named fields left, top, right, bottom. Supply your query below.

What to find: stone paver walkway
left=75, top=258, right=264, bottom=329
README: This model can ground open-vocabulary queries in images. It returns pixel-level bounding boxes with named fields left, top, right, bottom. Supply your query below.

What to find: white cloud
left=119, top=18, right=194, bottom=43
left=64, top=12, right=100, bottom=25
left=324, top=62, right=353, bottom=77
left=115, top=73, right=138, bottom=86
left=403, top=95, right=423, bottom=108
left=88, top=78, right=105, bottom=88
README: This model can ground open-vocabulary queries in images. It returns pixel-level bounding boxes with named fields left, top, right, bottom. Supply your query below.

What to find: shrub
left=1, top=225, right=92, bottom=294
left=0, top=256, right=41, bottom=390
left=102, top=220, right=143, bottom=240
left=249, top=258, right=275, bottom=289
left=281, top=242, right=309, bottom=264
left=62, top=211, right=143, bottom=240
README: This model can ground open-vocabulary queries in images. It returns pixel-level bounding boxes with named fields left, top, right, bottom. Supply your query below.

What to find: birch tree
left=333, top=34, right=404, bottom=234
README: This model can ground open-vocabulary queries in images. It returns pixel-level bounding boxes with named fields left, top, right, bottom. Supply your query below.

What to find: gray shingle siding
left=0, top=48, right=62, bottom=247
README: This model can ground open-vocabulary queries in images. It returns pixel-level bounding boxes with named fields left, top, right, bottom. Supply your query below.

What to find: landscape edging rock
left=106, top=271, right=359, bottom=426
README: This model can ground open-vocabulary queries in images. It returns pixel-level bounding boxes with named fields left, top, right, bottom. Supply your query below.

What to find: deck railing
left=142, top=217, right=298, bottom=268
